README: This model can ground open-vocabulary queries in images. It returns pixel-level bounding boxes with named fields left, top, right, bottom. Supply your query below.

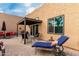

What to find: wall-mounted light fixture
left=35, top=17, right=39, bottom=20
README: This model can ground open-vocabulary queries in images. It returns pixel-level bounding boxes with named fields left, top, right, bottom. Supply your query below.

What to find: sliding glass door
left=31, top=24, right=39, bottom=37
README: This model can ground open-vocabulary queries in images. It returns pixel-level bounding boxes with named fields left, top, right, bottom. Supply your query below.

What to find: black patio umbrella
left=2, top=21, right=6, bottom=38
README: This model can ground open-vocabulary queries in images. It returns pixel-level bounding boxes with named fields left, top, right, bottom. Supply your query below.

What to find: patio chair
left=32, top=35, right=69, bottom=56
left=0, top=41, right=5, bottom=56
left=0, top=32, right=4, bottom=38
left=6, top=32, right=15, bottom=38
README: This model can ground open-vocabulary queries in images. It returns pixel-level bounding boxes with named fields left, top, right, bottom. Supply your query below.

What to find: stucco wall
left=0, top=13, right=23, bottom=32
left=18, top=25, right=30, bottom=33
left=26, top=3, right=79, bottom=50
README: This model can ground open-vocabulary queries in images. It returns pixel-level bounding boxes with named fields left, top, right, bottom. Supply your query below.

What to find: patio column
left=16, top=24, right=18, bottom=37
left=24, top=18, right=26, bottom=44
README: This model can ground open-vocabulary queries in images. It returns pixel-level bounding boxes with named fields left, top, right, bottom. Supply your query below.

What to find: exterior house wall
left=26, top=3, right=79, bottom=50
left=0, top=13, right=23, bottom=32
left=18, top=25, right=30, bottom=33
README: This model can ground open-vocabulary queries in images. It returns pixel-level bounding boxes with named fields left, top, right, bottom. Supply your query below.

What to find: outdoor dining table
left=30, top=35, right=35, bottom=42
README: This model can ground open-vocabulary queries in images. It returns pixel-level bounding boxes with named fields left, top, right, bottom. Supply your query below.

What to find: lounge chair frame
left=32, top=36, right=69, bottom=56
left=34, top=44, right=65, bottom=56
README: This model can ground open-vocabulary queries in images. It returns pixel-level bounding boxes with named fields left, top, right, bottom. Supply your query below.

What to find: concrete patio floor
left=0, top=36, right=79, bottom=56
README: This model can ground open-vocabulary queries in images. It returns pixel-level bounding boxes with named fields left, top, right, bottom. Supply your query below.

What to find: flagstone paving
left=0, top=36, right=79, bottom=56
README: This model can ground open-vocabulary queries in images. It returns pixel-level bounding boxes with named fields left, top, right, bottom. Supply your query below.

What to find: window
left=48, top=15, right=64, bottom=34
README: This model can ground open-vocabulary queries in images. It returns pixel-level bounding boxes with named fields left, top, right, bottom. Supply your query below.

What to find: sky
left=0, top=3, right=42, bottom=17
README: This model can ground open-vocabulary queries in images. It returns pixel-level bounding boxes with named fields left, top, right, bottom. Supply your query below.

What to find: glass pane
left=30, top=26, right=32, bottom=35
left=48, top=18, right=54, bottom=33
left=55, top=16, right=64, bottom=34
left=35, top=25, right=39, bottom=37
left=33, top=25, right=35, bottom=35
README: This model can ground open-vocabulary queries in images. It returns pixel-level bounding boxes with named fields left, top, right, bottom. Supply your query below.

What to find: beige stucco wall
left=18, top=25, right=30, bottom=33
left=0, top=13, right=23, bottom=32
left=26, top=3, right=79, bottom=50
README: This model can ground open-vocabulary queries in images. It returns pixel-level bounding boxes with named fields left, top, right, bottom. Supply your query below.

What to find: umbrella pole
left=3, top=31, right=6, bottom=38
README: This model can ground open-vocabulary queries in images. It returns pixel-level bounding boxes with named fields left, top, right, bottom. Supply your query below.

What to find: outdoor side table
left=30, top=36, right=35, bottom=42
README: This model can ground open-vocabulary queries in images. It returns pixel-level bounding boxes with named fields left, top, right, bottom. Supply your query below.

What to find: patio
left=0, top=36, right=79, bottom=56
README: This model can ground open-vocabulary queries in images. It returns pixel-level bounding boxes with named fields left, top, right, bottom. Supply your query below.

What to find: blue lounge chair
left=32, top=35, right=69, bottom=56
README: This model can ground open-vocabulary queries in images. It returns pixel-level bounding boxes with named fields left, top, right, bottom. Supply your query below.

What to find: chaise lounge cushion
left=32, top=42, right=55, bottom=48
left=32, top=36, right=69, bottom=49
left=57, top=36, right=69, bottom=46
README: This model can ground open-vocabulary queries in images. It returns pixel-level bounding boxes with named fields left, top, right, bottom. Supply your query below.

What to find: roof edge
left=26, top=4, right=45, bottom=17
left=0, top=13, right=24, bottom=18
